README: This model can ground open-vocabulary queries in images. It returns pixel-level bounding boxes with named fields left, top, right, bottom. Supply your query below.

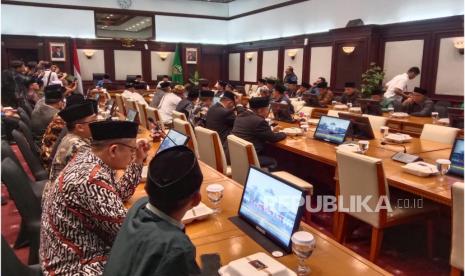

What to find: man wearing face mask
left=40, top=120, right=149, bottom=276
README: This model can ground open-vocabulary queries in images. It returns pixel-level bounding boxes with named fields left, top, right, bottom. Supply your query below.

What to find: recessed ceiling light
left=106, top=16, right=110, bottom=19
left=110, top=14, right=113, bottom=16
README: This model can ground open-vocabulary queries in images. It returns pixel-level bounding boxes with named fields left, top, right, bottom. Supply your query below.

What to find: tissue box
left=385, top=133, right=412, bottom=143
left=219, top=252, right=295, bottom=276
left=402, top=161, right=438, bottom=177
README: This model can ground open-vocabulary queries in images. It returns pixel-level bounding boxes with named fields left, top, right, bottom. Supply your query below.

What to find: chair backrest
left=173, top=118, right=199, bottom=157
left=336, top=150, right=389, bottom=228
left=194, top=126, right=227, bottom=174
left=18, top=120, right=41, bottom=159
left=1, top=235, right=41, bottom=276
left=172, top=110, right=188, bottom=122
left=291, top=101, right=306, bottom=114
left=124, top=98, right=138, bottom=114
left=451, top=182, right=464, bottom=270
left=227, top=134, right=260, bottom=185
left=1, top=140, right=21, bottom=167
left=327, top=110, right=341, bottom=117
left=434, top=101, right=451, bottom=118
left=137, top=102, right=148, bottom=129
left=420, top=124, right=459, bottom=145
left=251, top=85, right=258, bottom=93
left=1, top=158, right=42, bottom=224
left=299, top=106, right=313, bottom=117
left=22, top=101, right=34, bottom=117
left=12, top=130, right=48, bottom=181
left=17, top=107, right=31, bottom=127
left=115, top=94, right=126, bottom=116
left=244, top=84, right=251, bottom=95
left=363, top=114, right=387, bottom=133
left=146, top=106, right=165, bottom=131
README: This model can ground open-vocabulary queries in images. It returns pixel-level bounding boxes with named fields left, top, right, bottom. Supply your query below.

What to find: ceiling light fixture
left=454, top=39, right=464, bottom=55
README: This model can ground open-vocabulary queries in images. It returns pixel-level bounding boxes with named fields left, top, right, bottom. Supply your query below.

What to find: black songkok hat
left=274, top=84, right=286, bottom=94
left=200, top=90, right=215, bottom=98
left=301, top=82, right=311, bottom=89
left=160, top=81, right=171, bottom=89
left=218, top=80, right=228, bottom=87
left=249, top=96, right=270, bottom=109
left=58, top=101, right=95, bottom=123
left=317, top=82, right=328, bottom=89
left=44, top=84, right=65, bottom=101
left=188, top=88, right=200, bottom=99
left=266, top=78, right=276, bottom=85
left=89, top=120, right=138, bottom=141
left=222, top=91, right=236, bottom=102
left=344, top=82, right=356, bottom=88
left=146, top=146, right=203, bottom=201
left=413, top=87, right=427, bottom=95
left=86, top=99, right=99, bottom=114
left=65, top=93, right=85, bottom=107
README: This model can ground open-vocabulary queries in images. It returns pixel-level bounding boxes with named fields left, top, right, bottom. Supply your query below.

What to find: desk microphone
left=380, top=141, right=407, bottom=153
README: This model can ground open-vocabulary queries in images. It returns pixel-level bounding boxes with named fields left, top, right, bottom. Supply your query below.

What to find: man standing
left=284, top=66, right=298, bottom=84
left=401, top=87, right=434, bottom=117
left=31, top=84, right=65, bottom=138
left=41, top=62, right=61, bottom=87
left=232, top=97, right=286, bottom=170
left=383, top=67, right=420, bottom=103
left=40, top=120, right=149, bottom=275
left=338, top=82, right=360, bottom=105
left=49, top=100, right=97, bottom=181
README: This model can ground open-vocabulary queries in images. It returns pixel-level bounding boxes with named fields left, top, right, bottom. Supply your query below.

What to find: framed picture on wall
left=49, top=42, right=66, bottom=62
left=186, top=48, right=198, bottom=64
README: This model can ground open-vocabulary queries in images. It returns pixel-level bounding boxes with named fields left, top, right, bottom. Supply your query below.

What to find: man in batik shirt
left=190, top=90, right=214, bottom=127
left=49, top=100, right=97, bottom=181
left=40, top=120, right=149, bottom=275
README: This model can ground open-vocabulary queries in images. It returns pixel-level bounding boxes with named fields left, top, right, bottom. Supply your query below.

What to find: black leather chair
left=434, top=100, right=451, bottom=118
left=1, top=140, right=21, bottom=166
left=22, top=100, right=34, bottom=117
left=18, top=120, right=41, bottom=159
left=12, top=129, right=48, bottom=181
left=1, top=235, right=42, bottom=276
left=17, top=107, right=32, bottom=127
left=2, top=158, right=42, bottom=265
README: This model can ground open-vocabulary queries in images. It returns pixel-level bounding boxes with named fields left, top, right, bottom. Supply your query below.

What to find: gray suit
left=150, top=90, right=165, bottom=108
left=31, top=103, right=59, bottom=138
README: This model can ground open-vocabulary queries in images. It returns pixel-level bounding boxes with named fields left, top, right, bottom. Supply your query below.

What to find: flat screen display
left=449, top=139, right=464, bottom=177
left=314, top=115, right=351, bottom=144
left=338, top=113, right=375, bottom=140
left=126, top=109, right=138, bottom=122
left=213, top=96, right=221, bottom=105
left=157, top=129, right=190, bottom=154
left=238, top=167, right=305, bottom=252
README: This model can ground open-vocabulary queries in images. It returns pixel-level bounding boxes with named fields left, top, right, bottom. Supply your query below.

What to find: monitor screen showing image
left=213, top=96, right=221, bottom=105
left=157, top=129, right=190, bottom=154
left=126, top=109, right=138, bottom=122
left=314, top=115, right=351, bottom=144
left=449, top=139, right=464, bottom=177
left=238, top=167, right=305, bottom=252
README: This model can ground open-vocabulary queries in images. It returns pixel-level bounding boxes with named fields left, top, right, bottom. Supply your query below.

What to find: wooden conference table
left=125, top=129, right=391, bottom=276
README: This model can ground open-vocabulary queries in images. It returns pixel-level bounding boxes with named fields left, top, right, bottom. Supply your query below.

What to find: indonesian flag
left=72, top=40, right=84, bottom=94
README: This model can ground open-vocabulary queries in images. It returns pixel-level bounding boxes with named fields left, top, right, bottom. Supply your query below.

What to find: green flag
left=171, top=45, right=183, bottom=84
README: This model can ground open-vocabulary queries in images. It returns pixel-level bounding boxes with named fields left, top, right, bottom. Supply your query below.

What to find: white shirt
left=121, top=90, right=147, bottom=106
left=384, top=73, right=409, bottom=99
left=42, top=70, right=61, bottom=86
left=158, top=93, right=182, bottom=124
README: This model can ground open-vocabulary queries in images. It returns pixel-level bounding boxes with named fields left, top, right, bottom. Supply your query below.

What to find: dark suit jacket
left=232, top=110, right=286, bottom=154
left=205, top=102, right=237, bottom=145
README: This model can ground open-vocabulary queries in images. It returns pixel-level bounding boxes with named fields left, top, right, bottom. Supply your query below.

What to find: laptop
left=302, top=93, right=326, bottom=108
left=237, top=166, right=306, bottom=253
left=338, top=113, right=375, bottom=140
left=449, top=138, right=464, bottom=177
left=213, top=96, right=221, bottom=105
left=313, top=115, right=351, bottom=144
left=126, top=109, right=139, bottom=123
left=357, top=98, right=382, bottom=116
left=270, top=102, right=294, bottom=123
left=448, top=107, right=464, bottom=129
left=156, top=129, right=190, bottom=154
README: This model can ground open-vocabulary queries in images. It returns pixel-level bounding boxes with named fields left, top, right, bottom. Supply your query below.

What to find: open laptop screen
left=314, top=115, right=351, bottom=144
left=238, top=167, right=305, bottom=252
left=157, top=129, right=190, bottom=154
left=449, top=138, right=464, bottom=177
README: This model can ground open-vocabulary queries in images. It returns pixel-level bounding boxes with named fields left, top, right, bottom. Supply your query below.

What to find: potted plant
left=361, top=62, right=385, bottom=98
left=188, top=70, right=201, bottom=86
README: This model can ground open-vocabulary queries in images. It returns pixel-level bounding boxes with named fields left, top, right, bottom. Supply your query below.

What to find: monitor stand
left=228, top=216, right=290, bottom=256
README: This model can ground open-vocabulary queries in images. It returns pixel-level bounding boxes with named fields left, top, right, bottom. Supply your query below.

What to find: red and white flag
left=72, top=40, right=84, bottom=94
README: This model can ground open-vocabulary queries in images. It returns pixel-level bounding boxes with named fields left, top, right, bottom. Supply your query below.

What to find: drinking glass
left=331, top=100, right=337, bottom=106
left=388, top=107, right=395, bottom=117
left=347, top=102, right=353, bottom=109
left=358, top=140, right=370, bottom=154
left=380, top=126, right=389, bottom=140
left=436, top=159, right=451, bottom=181
left=206, top=184, right=224, bottom=214
left=292, top=231, right=316, bottom=276
left=431, top=112, right=439, bottom=124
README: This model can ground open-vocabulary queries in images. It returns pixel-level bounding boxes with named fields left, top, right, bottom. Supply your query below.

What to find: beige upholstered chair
left=173, top=118, right=199, bottom=158
left=363, top=114, right=387, bottom=133
left=137, top=102, right=148, bottom=129
left=335, top=150, right=436, bottom=262
left=146, top=106, right=165, bottom=131
left=420, top=124, right=459, bottom=145
left=291, top=100, right=305, bottom=113
left=244, top=84, right=251, bottom=95
left=194, top=126, right=230, bottom=175
left=115, top=94, right=126, bottom=116
left=327, top=110, right=341, bottom=117
left=299, top=106, right=313, bottom=117
left=172, top=110, right=188, bottom=122
left=227, top=135, right=260, bottom=185
left=124, top=98, right=138, bottom=114
left=451, top=182, right=464, bottom=276
left=251, top=85, right=258, bottom=93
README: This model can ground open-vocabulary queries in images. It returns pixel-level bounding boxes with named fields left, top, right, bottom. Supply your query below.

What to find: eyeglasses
left=113, top=143, right=137, bottom=153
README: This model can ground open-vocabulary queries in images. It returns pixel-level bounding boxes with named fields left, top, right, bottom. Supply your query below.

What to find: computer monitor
left=270, top=102, right=294, bottom=123
left=238, top=166, right=306, bottom=253
left=449, top=138, right=464, bottom=177
left=302, top=93, right=326, bottom=108
left=448, top=107, right=464, bottom=129
left=126, top=109, right=138, bottom=123
left=338, top=113, right=375, bottom=140
left=92, top=73, right=106, bottom=83
left=357, top=99, right=382, bottom=116
left=134, top=82, right=147, bottom=90
left=126, top=75, right=138, bottom=84
left=156, top=129, right=190, bottom=154
left=213, top=96, right=221, bottom=105
left=314, top=115, right=351, bottom=144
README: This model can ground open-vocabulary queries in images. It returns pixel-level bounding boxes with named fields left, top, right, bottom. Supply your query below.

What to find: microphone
left=381, top=141, right=407, bottom=153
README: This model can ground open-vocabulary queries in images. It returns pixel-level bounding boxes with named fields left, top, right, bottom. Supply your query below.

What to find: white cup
left=358, top=140, right=370, bottom=154
left=380, top=126, right=389, bottom=138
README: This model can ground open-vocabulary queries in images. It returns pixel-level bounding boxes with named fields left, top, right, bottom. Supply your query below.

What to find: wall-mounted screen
left=95, top=12, right=154, bottom=40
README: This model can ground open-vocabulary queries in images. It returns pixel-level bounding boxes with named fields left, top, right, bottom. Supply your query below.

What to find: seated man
left=286, top=80, right=298, bottom=98
left=250, top=78, right=267, bottom=97
left=49, top=100, right=97, bottom=181
left=337, top=82, right=360, bottom=105
left=151, top=81, right=171, bottom=108
left=156, top=75, right=171, bottom=88
left=158, top=85, right=184, bottom=125
left=358, top=88, right=383, bottom=116
left=271, top=84, right=294, bottom=122
left=122, top=83, right=148, bottom=106
left=96, top=74, right=112, bottom=88
left=317, top=82, right=334, bottom=106
left=40, top=120, right=149, bottom=275
left=176, top=87, right=199, bottom=120
left=401, top=87, right=434, bottom=117
left=190, top=90, right=214, bottom=127
left=295, top=82, right=310, bottom=98
left=103, top=146, right=203, bottom=276
left=232, top=97, right=287, bottom=170
left=31, top=84, right=65, bottom=139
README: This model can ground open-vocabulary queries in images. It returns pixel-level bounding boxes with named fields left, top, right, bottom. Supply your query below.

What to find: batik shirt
left=40, top=115, right=66, bottom=169
left=49, top=133, right=91, bottom=182
left=190, top=102, right=209, bottom=127
left=40, top=150, right=143, bottom=276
